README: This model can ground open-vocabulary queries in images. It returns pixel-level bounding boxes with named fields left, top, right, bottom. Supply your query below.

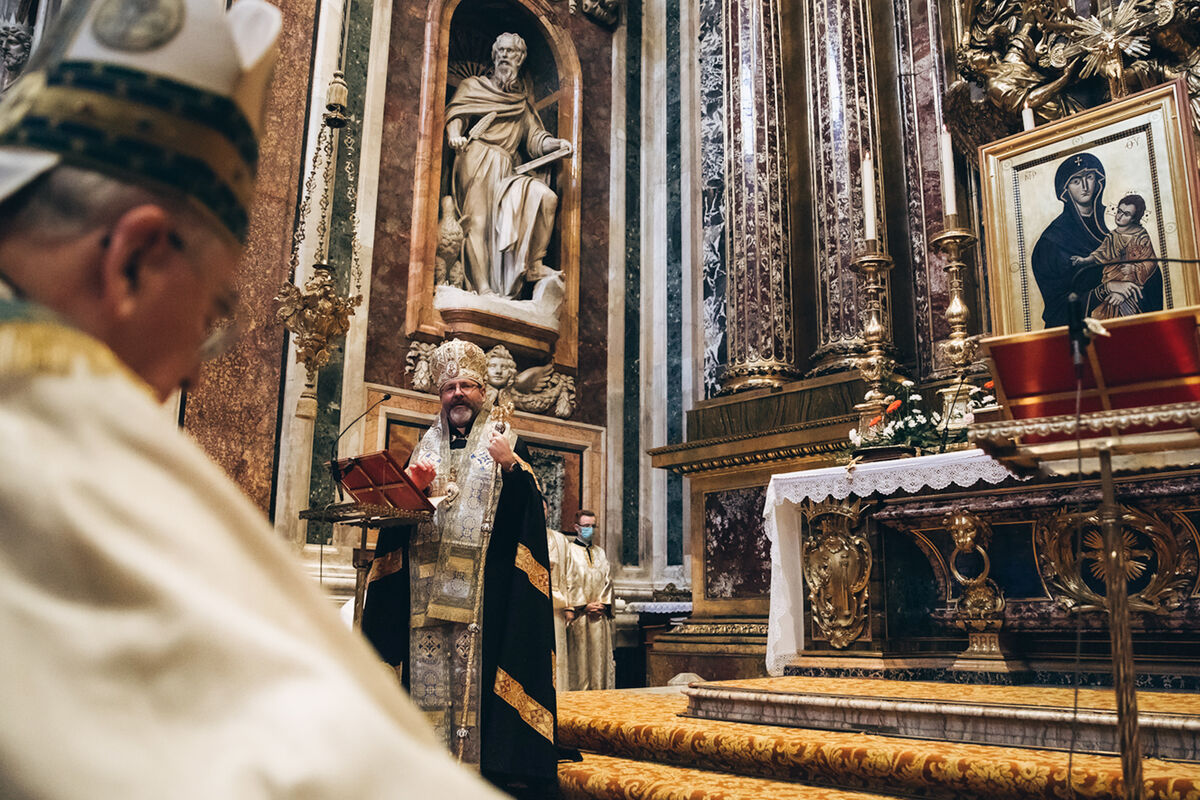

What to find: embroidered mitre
left=429, top=338, right=487, bottom=389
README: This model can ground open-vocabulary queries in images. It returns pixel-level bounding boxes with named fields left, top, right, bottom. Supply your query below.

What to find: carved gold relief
left=275, top=267, right=362, bottom=379
left=800, top=499, right=872, bottom=649
left=946, top=511, right=1005, bottom=626
left=669, top=622, right=769, bottom=637
left=944, top=511, right=1028, bottom=671
left=1036, top=504, right=1196, bottom=614
left=946, top=0, right=1200, bottom=156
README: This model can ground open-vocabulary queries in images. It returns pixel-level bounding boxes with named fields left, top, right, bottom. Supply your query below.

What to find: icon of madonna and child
left=1031, top=152, right=1164, bottom=327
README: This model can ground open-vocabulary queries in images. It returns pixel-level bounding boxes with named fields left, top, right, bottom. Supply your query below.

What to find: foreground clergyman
left=0, top=2, right=506, bottom=797
left=362, top=338, right=559, bottom=796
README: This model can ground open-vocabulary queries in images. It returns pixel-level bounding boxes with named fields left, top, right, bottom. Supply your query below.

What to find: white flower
left=884, top=394, right=896, bottom=404
left=909, top=393, right=923, bottom=402
left=901, top=380, right=915, bottom=388
left=848, top=428, right=862, bottom=446
left=962, top=412, right=975, bottom=425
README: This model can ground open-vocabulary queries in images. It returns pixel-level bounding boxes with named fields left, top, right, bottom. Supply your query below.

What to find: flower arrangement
left=847, top=378, right=997, bottom=453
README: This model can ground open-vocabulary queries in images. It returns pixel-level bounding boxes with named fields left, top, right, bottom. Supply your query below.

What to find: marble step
left=558, top=752, right=904, bottom=800
left=681, top=676, right=1200, bottom=762
left=556, top=686, right=1200, bottom=800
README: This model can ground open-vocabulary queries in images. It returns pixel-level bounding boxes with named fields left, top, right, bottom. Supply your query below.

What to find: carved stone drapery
left=718, top=0, right=800, bottom=392
left=405, top=0, right=582, bottom=370
left=800, top=0, right=891, bottom=375
left=801, top=499, right=872, bottom=649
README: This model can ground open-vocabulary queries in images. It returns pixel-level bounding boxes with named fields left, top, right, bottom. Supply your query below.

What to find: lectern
left=300, top=446, right=434, bottom=628
left=971, top=307, right=1200, bottom=800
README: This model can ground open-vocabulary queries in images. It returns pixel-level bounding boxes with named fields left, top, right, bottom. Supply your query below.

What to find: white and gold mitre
left=430, top=338, right=487, bottom=389
left=0, top=0, right=282, bottom=243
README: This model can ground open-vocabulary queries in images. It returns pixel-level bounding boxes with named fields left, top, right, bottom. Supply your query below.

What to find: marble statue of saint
left=445, top=32, right=571, bottom=298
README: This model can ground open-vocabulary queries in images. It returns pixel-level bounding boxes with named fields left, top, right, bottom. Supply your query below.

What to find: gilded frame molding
left=979, top=79, right=1200, bottom=336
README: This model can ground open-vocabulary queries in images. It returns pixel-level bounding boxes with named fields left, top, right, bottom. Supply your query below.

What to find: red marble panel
left=183, top=0, right=315, bottom=512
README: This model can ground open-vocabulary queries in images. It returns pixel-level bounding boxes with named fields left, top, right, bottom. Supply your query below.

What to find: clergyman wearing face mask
left=562, top=510, right=615, bottom=690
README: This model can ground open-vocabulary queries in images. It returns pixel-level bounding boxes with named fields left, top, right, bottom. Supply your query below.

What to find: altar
left=762, top=447, right=1200, bottom=688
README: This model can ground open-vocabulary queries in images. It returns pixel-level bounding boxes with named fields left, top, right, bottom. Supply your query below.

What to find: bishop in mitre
left=361, top=339, right=558, bottom=795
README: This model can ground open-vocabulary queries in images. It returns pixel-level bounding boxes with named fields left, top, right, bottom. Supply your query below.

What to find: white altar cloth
left=763, top=449, right=1020, bottom=675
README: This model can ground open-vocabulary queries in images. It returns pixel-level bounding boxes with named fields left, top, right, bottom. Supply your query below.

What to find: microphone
left=1066, top=292, right=1089, bottom=380
left=330, top=393, right=392, bottom=502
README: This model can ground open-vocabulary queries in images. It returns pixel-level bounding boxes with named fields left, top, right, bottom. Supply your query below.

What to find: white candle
left=1022, top=104, right=1035, bottom=131
left=940, top=126, right=957, bottom=219
left=862, top=151, right=877, bottom=242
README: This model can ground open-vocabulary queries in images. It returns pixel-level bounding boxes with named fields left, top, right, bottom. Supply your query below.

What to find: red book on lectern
left=333, top=446, right=435, bottom=513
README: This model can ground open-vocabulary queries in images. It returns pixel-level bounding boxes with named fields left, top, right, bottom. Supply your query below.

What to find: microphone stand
left=1066, top=290, right=1090, bottom=381
left=1062, top=265, right=1143, bottom=799
left=329, top=392, right=392, bottom=503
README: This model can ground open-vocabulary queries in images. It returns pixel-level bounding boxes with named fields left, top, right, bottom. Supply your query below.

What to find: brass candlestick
left=931, top=214, right=979, bottom=428
left=850, top=238, right=897, bottom=431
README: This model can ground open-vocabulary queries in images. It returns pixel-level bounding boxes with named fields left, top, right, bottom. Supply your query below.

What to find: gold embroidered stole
left=0, top=297, right=146, bottom=392
left=410, top=404, right=513, bottom=625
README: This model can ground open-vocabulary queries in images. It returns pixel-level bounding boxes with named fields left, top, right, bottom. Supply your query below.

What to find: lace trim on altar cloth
left=765, top=448, right=1021, bottom=508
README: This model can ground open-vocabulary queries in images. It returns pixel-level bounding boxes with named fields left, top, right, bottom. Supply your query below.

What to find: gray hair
left=491, top=32, right=527, bottom=61
left=0, top=165, right=219, bottom=245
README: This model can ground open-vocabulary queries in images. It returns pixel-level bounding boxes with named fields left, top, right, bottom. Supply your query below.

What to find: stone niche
left=404, top=0, right=582, bottom=370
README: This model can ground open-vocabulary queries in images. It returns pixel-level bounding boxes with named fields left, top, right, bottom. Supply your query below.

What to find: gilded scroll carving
left=946, top=0, right=1200, bottom=157
left=800, top=499, right=872, bottom=649
left=1035, top=504, right=1196, bottom=614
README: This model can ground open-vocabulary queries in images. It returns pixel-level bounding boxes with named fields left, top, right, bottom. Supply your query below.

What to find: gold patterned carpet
left=556, top=681, right=1200, bottom=800
left=715, top=676, right=1200, bottom=715
left=559, top=752, right=900, bottom=800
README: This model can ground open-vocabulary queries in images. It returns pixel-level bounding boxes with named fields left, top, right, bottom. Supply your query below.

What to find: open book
left=332, top=445, right=437, bottom=513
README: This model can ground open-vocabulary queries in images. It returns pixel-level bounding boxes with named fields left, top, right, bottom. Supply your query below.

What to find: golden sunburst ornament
left=1068, top=1, right=1158, bottom=94
left=1082, top=528, right=1151, bottom=583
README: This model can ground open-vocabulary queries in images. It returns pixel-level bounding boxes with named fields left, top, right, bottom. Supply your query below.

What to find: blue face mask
left=577, top=526, right=594, bottom=542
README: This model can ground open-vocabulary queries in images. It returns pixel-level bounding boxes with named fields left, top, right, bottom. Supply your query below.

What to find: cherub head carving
left=484, top=345, right=517, bottom=390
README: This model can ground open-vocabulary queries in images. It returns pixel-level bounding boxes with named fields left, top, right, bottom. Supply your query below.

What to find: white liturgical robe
left=563, top=538, right=615, bottom=690
left=0, top=301, right=506, bottom=799
left=547, top=526, right=573, bottom=691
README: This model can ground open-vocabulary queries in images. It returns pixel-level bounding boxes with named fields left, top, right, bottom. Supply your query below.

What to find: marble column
left=802, top=0, right=889, bottom=374
left=718, top=0, right=801, bottom=393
